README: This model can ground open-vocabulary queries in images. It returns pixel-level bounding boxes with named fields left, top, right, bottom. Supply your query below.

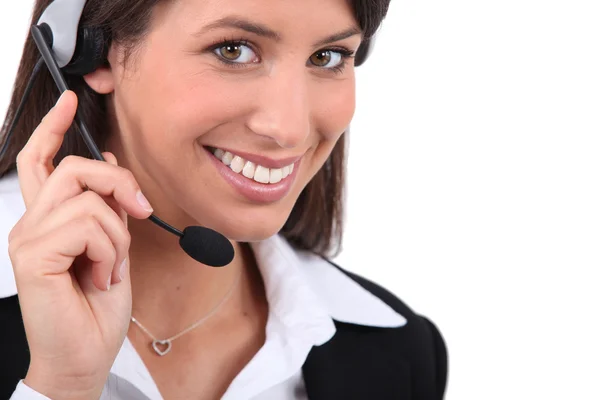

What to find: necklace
left=130, top=268, right=242, bottom=356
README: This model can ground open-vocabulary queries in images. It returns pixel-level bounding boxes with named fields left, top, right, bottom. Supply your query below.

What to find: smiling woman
left=0, top=0, right=447, bottom=399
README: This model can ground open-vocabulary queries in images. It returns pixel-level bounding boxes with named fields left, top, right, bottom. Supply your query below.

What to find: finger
left=12, top=215, right=117, bottom=292
left=101, top=152, right=130, bottom=285
left=102, top=151, right=118, bottom=166
left=100, top=152, right=128, bottom=228
left=23, top=190, right=130, bottom=284
left=16, top=90, right=78, bottom=208
left=26, top=155, right=153, bottom=224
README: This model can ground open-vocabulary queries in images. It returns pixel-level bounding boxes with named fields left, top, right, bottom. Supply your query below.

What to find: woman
left=0, top=0, right=447, bottom=399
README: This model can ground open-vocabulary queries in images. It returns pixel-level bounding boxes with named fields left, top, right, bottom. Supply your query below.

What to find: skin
left=9, top=0, right=362, bottom=398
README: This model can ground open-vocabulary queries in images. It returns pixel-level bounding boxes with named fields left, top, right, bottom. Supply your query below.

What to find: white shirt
left=0, top=169, right=406, bottom=399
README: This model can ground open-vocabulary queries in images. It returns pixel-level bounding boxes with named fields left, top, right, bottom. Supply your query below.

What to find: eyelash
left=206, top=36, right=356, bottom=74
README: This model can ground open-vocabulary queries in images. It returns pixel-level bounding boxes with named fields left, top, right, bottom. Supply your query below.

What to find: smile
left=202, top=145, right=300, bottom=204
left=209, top=147, right=295, bottom=184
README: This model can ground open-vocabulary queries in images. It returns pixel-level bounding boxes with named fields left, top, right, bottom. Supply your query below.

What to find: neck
left=125, top=216, right=264, bottom=340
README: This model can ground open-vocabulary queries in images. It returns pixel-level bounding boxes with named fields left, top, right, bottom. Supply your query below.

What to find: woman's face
left=90, top=0, right=361, bottom=242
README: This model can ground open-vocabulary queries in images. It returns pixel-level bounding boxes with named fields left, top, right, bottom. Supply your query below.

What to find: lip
left=207, top=146, right=303, bottom=169
left=202, top=146, right=300, bottom=204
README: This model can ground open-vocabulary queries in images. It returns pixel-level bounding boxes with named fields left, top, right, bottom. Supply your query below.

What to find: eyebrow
left=195, top=16, right=362, bottom=47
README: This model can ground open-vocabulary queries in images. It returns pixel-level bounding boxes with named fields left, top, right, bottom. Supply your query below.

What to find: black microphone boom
left=30, top=23, right=234, bottom=267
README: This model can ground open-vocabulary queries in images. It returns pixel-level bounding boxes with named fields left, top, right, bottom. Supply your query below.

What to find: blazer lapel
left=302, top=320, right=412, bottom=400
left=0, top=296, right=30, bottom=399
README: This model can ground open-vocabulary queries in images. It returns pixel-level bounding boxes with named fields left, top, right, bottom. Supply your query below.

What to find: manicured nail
left=55, top=91, right=66, bottom=108
left=136, top=190, right=153, bottom=212
left=119, top=258, right=127, bottom=281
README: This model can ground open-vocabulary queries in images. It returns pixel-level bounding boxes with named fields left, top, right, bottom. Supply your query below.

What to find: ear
left=83, top=65, right=115, bottom=94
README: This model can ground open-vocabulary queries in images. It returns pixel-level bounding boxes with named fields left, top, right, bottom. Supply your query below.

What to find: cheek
left=313, top=80, right=356, bottom=142
left=118, top=59, right=255, bottom=156
left=296, top=80, right=354, bottom=186
left=143, top=75, right=249, bottom=147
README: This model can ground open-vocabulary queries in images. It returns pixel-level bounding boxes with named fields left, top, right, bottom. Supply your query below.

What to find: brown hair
left=0, top=0, right=390, bottom=257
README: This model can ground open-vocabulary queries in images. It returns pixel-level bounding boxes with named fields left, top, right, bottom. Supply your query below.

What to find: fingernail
left=55, top=91, right=66, bottom=107
left=136, top=190, right=153, bottom=212
left=119, top=258, right=127, bottom=281
left=106, top=275, right=111, bottom=291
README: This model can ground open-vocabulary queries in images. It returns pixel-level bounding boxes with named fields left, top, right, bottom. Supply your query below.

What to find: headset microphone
left=27, top=21, right=235, bottom=268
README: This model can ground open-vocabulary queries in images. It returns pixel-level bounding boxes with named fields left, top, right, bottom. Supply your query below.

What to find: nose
left=246, top=67, right=311, bottom=149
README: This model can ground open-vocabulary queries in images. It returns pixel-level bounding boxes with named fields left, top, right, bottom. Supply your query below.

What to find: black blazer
left=0, top=261, right=448, bottom=399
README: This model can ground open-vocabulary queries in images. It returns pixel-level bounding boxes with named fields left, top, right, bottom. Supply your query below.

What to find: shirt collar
left=249, top=234, right=406, bottom=329
left=0, top=168, right=405, bottom=328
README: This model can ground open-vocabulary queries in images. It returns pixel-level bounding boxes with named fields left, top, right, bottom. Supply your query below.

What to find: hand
left=7, top=91, right=154, bottom=399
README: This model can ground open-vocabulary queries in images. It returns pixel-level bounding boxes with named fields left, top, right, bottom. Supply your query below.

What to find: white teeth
left=242, top=161, right=256, bottom=179
left=210, top=147, right=295, bottom=184
left=269, top=168, right=283, bottom=184
left=254, top=165, right=270, bottom=183
left=222, top=151, right=234, bottom=166
left=214, top=148, right=225, bottom=159
left=230, top=156, right=245, bottom=173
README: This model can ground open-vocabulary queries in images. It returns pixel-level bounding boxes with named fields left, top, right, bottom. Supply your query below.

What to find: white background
left=1, top=1, right=599, bottom=399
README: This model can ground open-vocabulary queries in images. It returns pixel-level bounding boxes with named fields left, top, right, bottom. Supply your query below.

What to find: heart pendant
left=152, top=339, right=172, bottom=356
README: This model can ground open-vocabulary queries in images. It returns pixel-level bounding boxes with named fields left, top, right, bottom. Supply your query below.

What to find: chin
left=198, top=205, right=293, bottom=243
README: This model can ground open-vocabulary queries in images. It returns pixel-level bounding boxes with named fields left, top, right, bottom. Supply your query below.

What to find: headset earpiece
left=36, top=0, right=107, bottom=76
left=61, top=26, right=109, bottom=76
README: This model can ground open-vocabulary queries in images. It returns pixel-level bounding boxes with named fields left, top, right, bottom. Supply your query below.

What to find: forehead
left=155, top=0, right=360, bottom=38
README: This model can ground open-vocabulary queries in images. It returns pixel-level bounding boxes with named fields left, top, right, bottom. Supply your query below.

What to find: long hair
left=0, top=0, right=391, bottom=257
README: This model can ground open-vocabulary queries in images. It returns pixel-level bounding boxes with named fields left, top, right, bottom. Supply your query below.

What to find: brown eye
left=309, top=50, right=343, bottom=68
left=213, top=42, right=258, bottom=64
left=219, top=44, right=242, bottom=60
left=310, top=50, right=332, bottom=67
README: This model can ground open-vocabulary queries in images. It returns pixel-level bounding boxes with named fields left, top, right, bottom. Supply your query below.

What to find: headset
left=1, top=0, right=376, bottom=267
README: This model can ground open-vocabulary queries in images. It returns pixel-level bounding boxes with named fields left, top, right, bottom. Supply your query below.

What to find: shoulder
left=320, top=257, right=448, bottom=398
left=328, top=258, right=445, bottom=333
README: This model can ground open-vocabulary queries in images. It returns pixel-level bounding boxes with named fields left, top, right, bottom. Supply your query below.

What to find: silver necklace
left=130, top=268, right=242, bottom=356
